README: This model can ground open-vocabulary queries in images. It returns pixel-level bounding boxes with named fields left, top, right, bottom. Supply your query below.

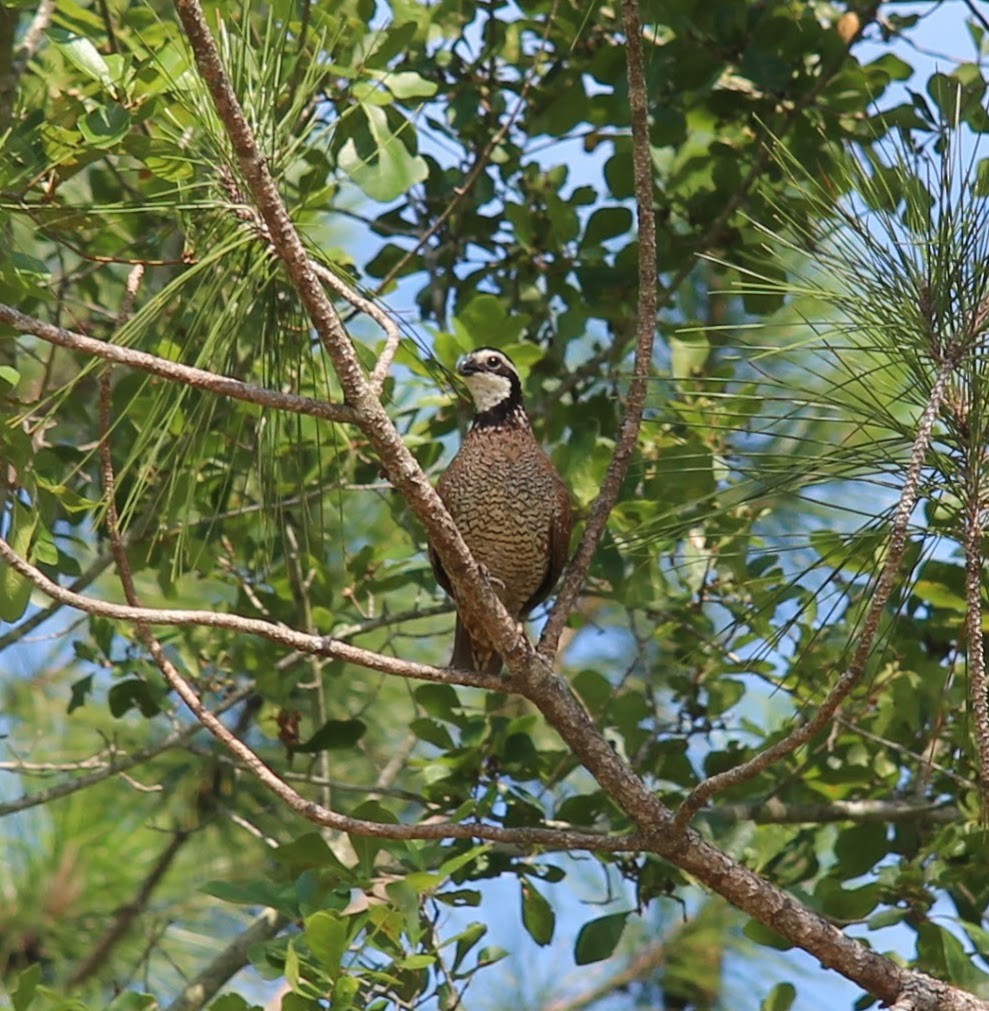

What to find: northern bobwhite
left=429, top=347, right=572, bottom=674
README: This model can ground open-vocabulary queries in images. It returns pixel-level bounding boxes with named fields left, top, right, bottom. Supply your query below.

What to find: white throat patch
left=464, top=371, right=514, bottom=414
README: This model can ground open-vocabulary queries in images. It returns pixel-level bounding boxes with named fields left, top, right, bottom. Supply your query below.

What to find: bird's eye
left=486, top=355, right=500, bottom=367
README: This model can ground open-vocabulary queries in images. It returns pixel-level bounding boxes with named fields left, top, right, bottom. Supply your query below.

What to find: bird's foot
left=478, top=563, right=507, bottom=593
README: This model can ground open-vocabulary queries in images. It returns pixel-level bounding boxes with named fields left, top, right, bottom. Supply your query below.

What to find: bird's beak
left=456, top=356, right=479, bottom=377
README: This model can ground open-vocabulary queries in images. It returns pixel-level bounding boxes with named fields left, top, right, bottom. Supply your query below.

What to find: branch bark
left=171, top=0, right=527, bottom=678
left=0, top=302, right=355, bottom=424
left=163, top=907, right=290, bottom=1011
left=539, top=0, right=657, bottom=658
left=673, top=353, right=961, bottom=831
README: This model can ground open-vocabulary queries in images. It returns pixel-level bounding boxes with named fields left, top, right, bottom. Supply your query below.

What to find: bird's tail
left=452, top=617, right=503, bottom=676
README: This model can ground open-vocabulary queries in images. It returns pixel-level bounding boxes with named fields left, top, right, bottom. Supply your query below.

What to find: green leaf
left=338, top=105, right=428, bottom=202
left=435, top=889, right=481, bottom=908
left=0, top=503, right=36, bottom=622
left=670, top=332, right=711, bottom=379
left=452, top=294, right=528, bottom=348
left=210, top=997, right=254, bottom=1011
left=814, top=880, right=880, bottom=920
left=476, top=945, right=509, bottom=968
left=582, top=206, right=633, bottom=247
left=867, top=53, right=913, bottom=83
left=0, top=365, right=19, bottom=387
left=867, top=907, right=908, bottom=930
left=395, top=953, right=435, bottom=970
left=410, top=716, right=455, bottom=749
left=67, top=674, right=94, bottom=713
left=917, top=921, right=988, bottom=987
left=108, top=678, right=162, bottom=719
left=48, top=27, right=114, bottom=86
left=275, top=832, right=352, bottom=874
left=106, top=993, right=157, bottom=1010
left=331, top=975, right=361, bottom=1009
left=414, top=683, right=465, bottom=723
left=11, top=964, right=41, bottom=1011
left=375, top=70, right=438, bottom=99
left=571, top=669, right=612, bottom=715
left=520, top=879, right=555, bottom=947
left=284, top=938, right=301, bottom=990
left=449, top=921, right=487, bottom=972
left=294, top=718, right=366, bottom=753
left=574, top=910, right=631, bottom=965
left=201, top=878, right=291, bottom=908
left=79, top=103, right=130, bottom=148
left=348, top=800, right=399, bottom=872
left=282, top=993, right=318, bottom=1011
left=761, top=982, right=797, bottom=1011
left=305, top=910, right=349, bottom=975
left=833, top=823, right=888, bottom=878
left=743, top=919, right=793, bottom=951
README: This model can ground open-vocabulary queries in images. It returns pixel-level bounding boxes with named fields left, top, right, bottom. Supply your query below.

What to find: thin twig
left=672, top=355, right=960, bottom=832
left=60, top=367, right=199, bottom=987
left=283, top=522, right=333, bottom=818
left=963, top=484, right=989, bottom=805
left=539, top=0, right=657, bottom=658
left=0, top=687, right=251, bottom=817
left=310, top=261, right=401, bottom=397
left=68, top=829, right=191, bottom=986
left=543, top=939, right=667, bottom=1011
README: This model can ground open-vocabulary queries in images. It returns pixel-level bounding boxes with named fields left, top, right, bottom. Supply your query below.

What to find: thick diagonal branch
left=171, top=0, right=523, bottom=673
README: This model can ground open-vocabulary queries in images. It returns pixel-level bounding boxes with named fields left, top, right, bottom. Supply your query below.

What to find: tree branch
left=0, top=301, right=356, bottom=424
left=963, top=466, right=989, bottom=805
left=672, top=353, right=961, bottom=831
left=0, top=533, right=643, bottom=850
left=539, top=0, right=657, bottom=658
left=707, top=797, right=959, bottom=826
left=163, top=907, right=290, bottom=1011
left=0, top=534, right=503, bottom=692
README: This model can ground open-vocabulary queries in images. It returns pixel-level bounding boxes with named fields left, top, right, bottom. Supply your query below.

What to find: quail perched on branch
left=429, top=348, right=572, bottom=674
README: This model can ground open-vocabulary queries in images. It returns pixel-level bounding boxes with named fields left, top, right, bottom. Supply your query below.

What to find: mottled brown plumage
left=429, top=348, right=572, bottom=674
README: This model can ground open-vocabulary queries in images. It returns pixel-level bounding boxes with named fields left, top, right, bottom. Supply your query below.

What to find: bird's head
left=456, top=347, right=523, bottom=416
